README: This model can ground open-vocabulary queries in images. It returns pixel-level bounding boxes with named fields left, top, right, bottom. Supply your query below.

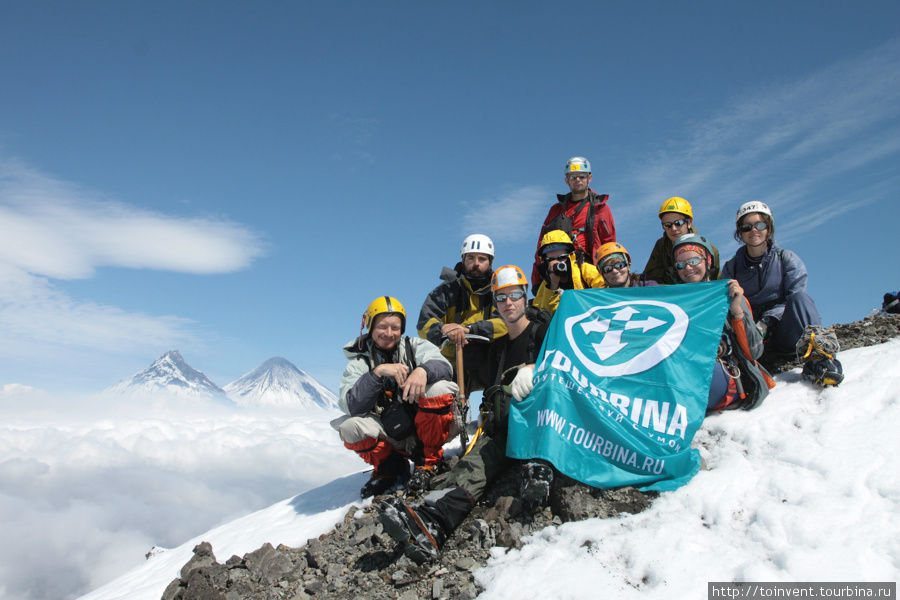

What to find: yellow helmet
left=364, top=296, right=406, bottom=332
left=658, top=196, right=694, bottom=219
left=491, top=265, right=528, bottom=292
left=539, top=230, right=575, bottom=255
left=594, top=242, right=631, bottom=267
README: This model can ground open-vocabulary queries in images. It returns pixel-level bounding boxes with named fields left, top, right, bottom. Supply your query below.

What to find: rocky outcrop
left=162, top=460, right=656, bottom=600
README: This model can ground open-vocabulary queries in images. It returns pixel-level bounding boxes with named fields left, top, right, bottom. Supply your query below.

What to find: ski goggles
left=600, top=260, right=629, bottom=274
left=661, top=219, right=689, bottom=229
left=739, top=221, right=768, bottom=233
left=493, top=290, right=526, bottom=303
left=675, top=256, right=704, bottom=270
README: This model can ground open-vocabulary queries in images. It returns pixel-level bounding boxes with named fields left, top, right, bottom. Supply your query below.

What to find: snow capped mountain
left=224, top=357, right=339, bottom=410
left=106, top=350, right=227, bottom=400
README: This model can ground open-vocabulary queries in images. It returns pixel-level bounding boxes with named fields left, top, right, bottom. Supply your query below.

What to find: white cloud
left=0, top=157, right=266, bottom=381
left=0, top=158, right=266, bottom=280
left=460, top=185, right=552, bottom=244
left=0, top=263, right=197, bottom=362
left=615, top=38, right=900, bottom=232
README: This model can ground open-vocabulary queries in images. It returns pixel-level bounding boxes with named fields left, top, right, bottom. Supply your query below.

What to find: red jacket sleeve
left=532, top=204, right=562, bottom=291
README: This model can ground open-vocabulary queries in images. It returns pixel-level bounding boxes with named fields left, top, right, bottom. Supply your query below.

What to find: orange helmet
left=491, top=265, right=528, bottom=292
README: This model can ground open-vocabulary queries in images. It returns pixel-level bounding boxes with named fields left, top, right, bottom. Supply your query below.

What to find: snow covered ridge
left=81, top=325, right=900, bottom=600
left=106, top=350, right=338, bottom=410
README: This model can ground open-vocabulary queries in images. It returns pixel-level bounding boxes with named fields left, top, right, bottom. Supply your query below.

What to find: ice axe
left=442, top=333, right=489, bottom=451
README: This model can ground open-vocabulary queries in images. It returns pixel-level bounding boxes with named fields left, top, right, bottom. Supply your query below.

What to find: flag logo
left=563, top=300, right=689, bottom=377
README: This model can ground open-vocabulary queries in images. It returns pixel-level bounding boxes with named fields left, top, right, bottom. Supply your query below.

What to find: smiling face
left=600, top=257, right=630, bottom=287
left=675, top=249, right=708, bottom=283
left=371, top=313, right=402, bottom=351
left=738, top=212, right=770, bottom=249
left=660, top=212, right=692, bottom=242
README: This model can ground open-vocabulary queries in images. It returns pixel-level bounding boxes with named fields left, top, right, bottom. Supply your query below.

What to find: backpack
left=712, top=317, right=776, bottom=411
left=540, top=193, right=610, bottom=264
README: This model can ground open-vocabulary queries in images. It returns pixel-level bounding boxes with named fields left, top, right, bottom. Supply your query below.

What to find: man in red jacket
left=530, top=156, right=616, bottom=293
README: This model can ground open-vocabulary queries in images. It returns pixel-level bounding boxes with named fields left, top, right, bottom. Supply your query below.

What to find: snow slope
left=224, top=357, right=339, bottom=410
left=475, top=338, right=900, bottom=597
left=78, top=472, right=370, bottom=600
left=11, top=339, right=898, bottom=600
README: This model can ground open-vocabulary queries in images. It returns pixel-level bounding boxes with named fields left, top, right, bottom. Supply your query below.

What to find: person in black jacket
left=379, top=266, right=551, bottom=563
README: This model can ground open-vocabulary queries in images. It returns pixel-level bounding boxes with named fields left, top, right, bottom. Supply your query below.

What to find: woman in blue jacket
left=720, top=201, right=821, bottom=359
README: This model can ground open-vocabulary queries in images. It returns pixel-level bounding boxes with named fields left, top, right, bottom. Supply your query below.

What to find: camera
left=551, top=261, right=568, bottom=275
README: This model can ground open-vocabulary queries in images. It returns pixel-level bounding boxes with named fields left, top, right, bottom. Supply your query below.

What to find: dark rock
left=161, top=578, right=183, bottom=600
left=180, top=542, right=217, bottom=579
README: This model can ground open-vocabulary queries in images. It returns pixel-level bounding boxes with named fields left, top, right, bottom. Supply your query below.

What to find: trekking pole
left=442, top=334, right=489, bottom=453
left=455, top=341, right=469, bottom=450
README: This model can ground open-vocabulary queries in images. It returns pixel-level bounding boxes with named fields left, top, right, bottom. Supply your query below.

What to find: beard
left=465, top=265, right=491, bottom=286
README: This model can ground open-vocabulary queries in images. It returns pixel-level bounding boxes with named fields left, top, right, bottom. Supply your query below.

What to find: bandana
left=600, top=253, right=627, bottom=268
left=674, top=244, right=705, bottom=258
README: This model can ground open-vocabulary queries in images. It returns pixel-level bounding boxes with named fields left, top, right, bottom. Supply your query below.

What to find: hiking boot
left=406, top=465, right=436, bottom=493
left=378, top=496, right=447, bottom=564
left=802, top=356, right=844, bottom=387
left=360, top=453, right=410, bottom=499
left=520, top=460, right=554, bottom=509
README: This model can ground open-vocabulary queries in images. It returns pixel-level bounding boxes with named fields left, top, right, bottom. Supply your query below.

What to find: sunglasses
left=566, top=173, right=589, bottom=181
left=542, top=254, right=567, bottom=263
left=493, top=290, right=526, bottom=303
left=739, top=221, right=768, bottom=233
left=601, top=260, right=629, bottom=274
left=675, top=256, right=704, bottom=270
left=661, top=219, right=689, bottom=229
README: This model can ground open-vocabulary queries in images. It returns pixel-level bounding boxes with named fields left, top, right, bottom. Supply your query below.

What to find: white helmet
left=735, top=201, right=773, bottom=224
left=565, top=156, right=591, bottom=174
left=461, top=234, right=495, bottom=258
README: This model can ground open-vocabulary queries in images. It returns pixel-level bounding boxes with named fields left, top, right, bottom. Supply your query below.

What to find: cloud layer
left=0, top=395, right=357, bottom=600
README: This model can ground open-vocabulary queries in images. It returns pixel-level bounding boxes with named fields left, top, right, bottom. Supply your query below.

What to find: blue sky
left=1, top=1, right=897, bottom=394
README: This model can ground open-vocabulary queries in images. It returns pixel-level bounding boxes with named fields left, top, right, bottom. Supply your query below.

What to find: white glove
left=511, top=366, right=535, bottom=401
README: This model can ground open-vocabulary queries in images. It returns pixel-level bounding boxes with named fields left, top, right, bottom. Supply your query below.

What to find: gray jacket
left=339, top=335, right=453, bottom=415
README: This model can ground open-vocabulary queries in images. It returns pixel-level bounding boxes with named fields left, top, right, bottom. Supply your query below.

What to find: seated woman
left=532, top=230, right=604, bottom=314
left=673, top=234, right=774, bottom=411
left=720, top=201, right=821, bottom=361
left=643, top=197, right=720, bottom=284
left=594, top=242, right=658, bottom=288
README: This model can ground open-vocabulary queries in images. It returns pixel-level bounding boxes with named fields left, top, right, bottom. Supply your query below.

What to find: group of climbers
left=328, top=155, right=841, bottom=562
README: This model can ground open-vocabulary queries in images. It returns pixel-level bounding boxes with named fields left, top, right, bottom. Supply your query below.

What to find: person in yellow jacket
left=532, top=230, right=605, bottom=314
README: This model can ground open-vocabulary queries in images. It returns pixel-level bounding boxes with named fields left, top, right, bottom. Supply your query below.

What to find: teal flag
left=507, top=281, right=729, bottom=491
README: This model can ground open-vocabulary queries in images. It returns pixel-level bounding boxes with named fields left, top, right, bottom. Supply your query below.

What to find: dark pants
left=767, top=292, right=821, bottom=354
left=424, top=430, right=510, bottom=532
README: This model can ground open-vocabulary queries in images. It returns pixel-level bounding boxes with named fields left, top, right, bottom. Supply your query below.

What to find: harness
left=712, top=333, right=743, bottom=411
left=541, top=193, right=610, bottom=264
